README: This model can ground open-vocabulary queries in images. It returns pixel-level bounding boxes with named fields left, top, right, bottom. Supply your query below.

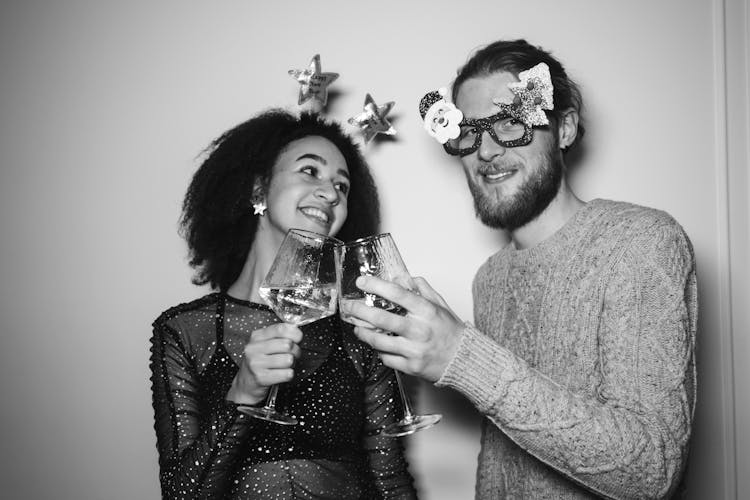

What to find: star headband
left=288, top=54, right=339, bottom=108
left=347, top=93, right=396, bottom=143
left=288, top=54, right=397, bottom=143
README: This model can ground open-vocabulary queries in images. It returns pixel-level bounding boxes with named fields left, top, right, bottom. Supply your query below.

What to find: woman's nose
left=315, top=182, right=339, bottom=204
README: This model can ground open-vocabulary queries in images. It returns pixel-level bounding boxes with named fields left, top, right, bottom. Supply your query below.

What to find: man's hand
left=340, top=275, right=465, bottom=382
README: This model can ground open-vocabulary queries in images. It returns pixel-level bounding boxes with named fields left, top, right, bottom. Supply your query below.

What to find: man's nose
left=477, top=130, right=506, bottom=162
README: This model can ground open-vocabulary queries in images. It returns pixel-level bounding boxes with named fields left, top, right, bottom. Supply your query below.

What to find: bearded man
left=342, top=39, right=696, bottom=499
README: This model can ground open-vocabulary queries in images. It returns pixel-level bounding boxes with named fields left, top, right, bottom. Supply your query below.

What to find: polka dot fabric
left=150, top=293, right=416, bottom=499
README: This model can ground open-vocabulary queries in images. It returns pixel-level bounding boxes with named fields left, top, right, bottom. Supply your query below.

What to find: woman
left=150, top=110, right=416, bottom=499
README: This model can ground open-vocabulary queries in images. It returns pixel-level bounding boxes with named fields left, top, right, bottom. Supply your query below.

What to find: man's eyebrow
left=296, top=153, right=327, bottom=165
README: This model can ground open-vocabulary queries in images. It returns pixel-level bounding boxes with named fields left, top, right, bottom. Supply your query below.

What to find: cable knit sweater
left=437, top=199, right=697, bottom=499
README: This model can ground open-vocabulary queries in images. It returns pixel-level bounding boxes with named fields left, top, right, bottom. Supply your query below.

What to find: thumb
left=412, top=277, right=450, bottom=309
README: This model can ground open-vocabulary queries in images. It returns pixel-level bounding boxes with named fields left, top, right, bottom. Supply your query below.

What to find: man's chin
left=476, top=210, right=512, bottom=230
left=474, top=199, right=511, bottom=229
left=474, top=191, right=541, bottom=231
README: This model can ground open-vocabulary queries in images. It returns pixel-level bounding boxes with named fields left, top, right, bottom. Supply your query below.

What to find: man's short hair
left=452, top=39, right=585, bottom=152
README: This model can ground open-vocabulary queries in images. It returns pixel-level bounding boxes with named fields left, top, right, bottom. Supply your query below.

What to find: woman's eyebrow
left=295, top=153, right=326, bottom=164
left=295, top=153, right=348, bottom=180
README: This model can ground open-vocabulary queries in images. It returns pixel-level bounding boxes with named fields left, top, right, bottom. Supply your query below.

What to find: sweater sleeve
left=437, top=221, right=697, bottom=500
left=150, top=319, right=258, bottom=499
left=357, top=336, right=418, bottom=499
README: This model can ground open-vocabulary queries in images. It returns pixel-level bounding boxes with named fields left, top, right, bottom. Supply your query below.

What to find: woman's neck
left=226, top=229, right=283, bottom=303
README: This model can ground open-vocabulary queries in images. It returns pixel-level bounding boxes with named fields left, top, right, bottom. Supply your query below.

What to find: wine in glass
left=238, top=228, right=342, bottom=425
left=338, top=233, right=442, bottom=436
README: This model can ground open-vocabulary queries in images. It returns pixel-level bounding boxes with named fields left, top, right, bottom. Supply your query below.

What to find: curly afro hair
left=180, top=109, right=380, bottom=290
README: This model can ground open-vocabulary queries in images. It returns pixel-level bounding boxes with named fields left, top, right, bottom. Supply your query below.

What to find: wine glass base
left=381, top=413, right=442, bottom=437
left=237, top=406, right=298, bottom=425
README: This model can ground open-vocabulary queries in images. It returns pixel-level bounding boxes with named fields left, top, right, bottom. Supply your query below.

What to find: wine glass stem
left=393, top=370, right=415, bottom=420
left=264, top=384, right=280, bottom=410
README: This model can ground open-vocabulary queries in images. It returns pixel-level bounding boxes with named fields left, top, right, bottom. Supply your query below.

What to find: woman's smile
left=299, top=206, right=332, bottom=226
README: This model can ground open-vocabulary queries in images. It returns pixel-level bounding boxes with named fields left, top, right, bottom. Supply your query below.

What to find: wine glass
left=238, top=228, right=342, bottom=425
left=338, top=233, right=442, bottom=437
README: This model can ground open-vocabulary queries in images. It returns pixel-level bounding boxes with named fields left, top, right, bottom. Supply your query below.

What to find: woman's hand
left=226, top=323, right=303, bottom=405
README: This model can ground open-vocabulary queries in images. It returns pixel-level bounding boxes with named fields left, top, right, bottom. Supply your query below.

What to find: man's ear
left=557, top=108, right=579, bottom=150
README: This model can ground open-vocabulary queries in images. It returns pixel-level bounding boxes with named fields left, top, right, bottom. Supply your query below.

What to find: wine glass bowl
left=258, top=283, right=338, bottom=326
left=338, top=233, right=442, bottom=437
left=339, top=236, right=408, bottom=324
left=239, top=228, right=342, bottom=425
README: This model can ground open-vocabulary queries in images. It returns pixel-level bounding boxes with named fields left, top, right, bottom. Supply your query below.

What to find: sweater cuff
left=435, top=322, right=527, bottom=414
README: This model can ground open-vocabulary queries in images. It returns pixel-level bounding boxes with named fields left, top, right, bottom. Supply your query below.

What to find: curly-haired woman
left=149, top=109, right=416, bottom=499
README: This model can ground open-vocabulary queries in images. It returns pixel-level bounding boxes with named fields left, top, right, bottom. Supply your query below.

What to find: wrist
left=226, top=380, right=265, bottom=406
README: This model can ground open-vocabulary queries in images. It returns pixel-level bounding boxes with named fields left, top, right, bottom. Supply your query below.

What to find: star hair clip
left=418, top=87, right=463, bottom=144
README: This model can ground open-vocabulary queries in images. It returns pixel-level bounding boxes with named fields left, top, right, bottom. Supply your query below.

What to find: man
left=341, top=39, right=696, bottom=499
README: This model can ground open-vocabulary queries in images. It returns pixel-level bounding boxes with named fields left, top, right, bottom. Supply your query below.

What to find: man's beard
left=467, top=147, right=563, bottom=231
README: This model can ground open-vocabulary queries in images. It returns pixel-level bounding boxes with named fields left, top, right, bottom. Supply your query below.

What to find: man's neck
left=509, top=183, right=584, bottom=250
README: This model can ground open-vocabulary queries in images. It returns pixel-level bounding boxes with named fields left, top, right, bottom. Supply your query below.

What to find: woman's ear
left=250, top=179, right=267, bottom=216
left=251, top=179, right=265, bottom=201
left=557, top=108, right=579, bottom=150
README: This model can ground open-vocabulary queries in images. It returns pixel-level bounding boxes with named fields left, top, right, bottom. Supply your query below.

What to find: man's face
left=455, top=71, right=563, bottom=231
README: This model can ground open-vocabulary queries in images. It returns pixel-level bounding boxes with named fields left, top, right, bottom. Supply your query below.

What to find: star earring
left=252, top=200, right=267, bottom=216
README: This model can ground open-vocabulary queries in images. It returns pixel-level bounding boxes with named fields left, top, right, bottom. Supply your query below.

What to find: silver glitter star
left=288, top=54, right=339, bottom=106
left=347, top=93, right=396, bottom=143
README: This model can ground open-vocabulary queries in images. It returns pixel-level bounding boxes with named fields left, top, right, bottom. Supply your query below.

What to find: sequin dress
left=150, top=293, right=416, bottom=499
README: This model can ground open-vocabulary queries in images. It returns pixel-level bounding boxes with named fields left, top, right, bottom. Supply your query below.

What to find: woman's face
left=259, top=135, right=350, bottom=241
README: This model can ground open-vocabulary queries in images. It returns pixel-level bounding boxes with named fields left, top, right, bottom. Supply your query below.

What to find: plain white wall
left=727, top=0, right=750, bottom=496
left=0, top=0, right=745, bottom=498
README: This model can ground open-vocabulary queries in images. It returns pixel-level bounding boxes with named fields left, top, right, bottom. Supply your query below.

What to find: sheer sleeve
left=150, top=318, right=257, bottom=499
left=354, top=333, right=417, bottom=499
